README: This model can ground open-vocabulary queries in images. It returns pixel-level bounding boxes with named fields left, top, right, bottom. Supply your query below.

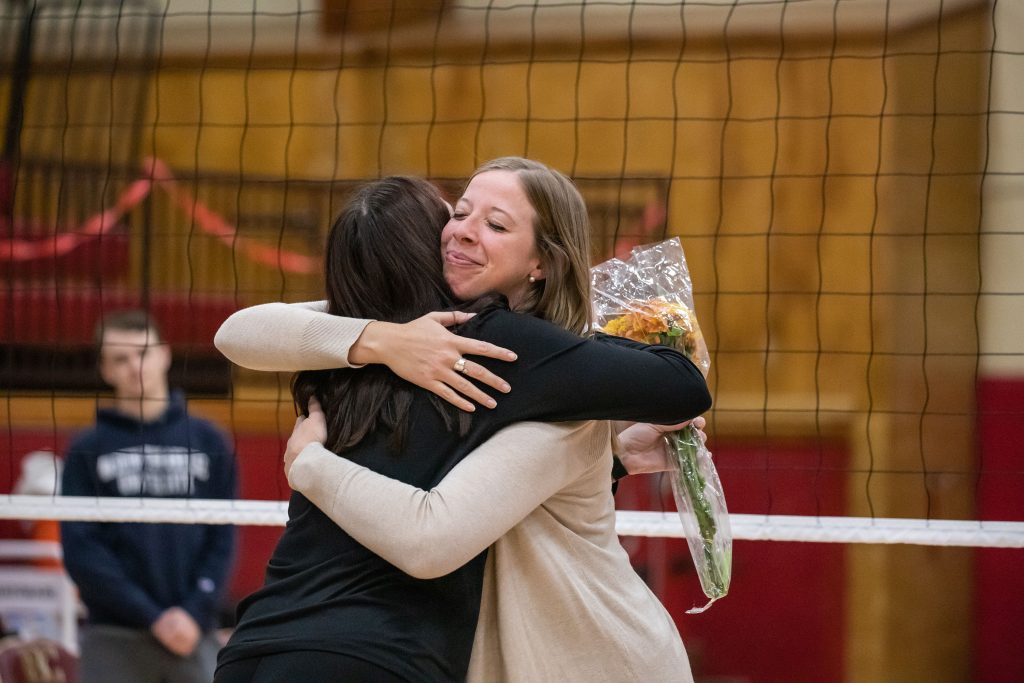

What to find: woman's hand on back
left=285, top=397, right=329, bottom=481
left=348, top=311, right=517, bottom=413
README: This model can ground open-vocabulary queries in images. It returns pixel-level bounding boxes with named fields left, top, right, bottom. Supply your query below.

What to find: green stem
left=670, top=425, right=728, bottom=598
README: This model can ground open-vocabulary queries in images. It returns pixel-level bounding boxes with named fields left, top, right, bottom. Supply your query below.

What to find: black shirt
left=217, top=305, right=711, bottom=682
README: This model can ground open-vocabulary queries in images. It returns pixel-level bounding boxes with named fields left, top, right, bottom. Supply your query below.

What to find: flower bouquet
left=591, top=237, right=731, bottom=613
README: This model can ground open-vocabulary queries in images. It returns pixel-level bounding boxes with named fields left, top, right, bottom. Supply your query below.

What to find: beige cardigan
left=216, top=303, right=693, bottom=682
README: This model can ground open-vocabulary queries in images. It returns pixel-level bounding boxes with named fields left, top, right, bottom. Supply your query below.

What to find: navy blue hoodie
left=60, top=391, right=237, bottom=631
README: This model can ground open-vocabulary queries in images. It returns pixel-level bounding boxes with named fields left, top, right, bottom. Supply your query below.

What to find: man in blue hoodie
left=60, top=309, right=237, bottom=683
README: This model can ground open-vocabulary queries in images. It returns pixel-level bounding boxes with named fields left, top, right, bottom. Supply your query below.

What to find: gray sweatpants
left=78, top=624, right=221, bottom=683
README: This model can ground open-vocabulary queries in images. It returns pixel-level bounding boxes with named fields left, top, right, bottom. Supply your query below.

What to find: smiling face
left=441, top=170, right=544, bottom=307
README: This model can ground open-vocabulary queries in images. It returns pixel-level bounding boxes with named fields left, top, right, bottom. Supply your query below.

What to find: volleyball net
left=2, top=0, right=1023, bottom=552
left=6, top=495, right=1024, bottom=549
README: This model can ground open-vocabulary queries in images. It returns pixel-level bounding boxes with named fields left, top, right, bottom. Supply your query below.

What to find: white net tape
left=4, top=496, right=1023, bottom=548
left=615, top=511, right=1024, bottom=548
left=3, top=495, right=289, bottom=527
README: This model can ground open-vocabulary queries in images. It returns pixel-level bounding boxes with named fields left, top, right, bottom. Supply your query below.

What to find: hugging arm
left=214, top=301, right=515, bottom=411
left=289, top=420, right=601, bottom=579
left=214, top=301, right=361, bottom=370
left=283, top=311, right=716, bottom=573
left=472, top=313, right=712, bottom=426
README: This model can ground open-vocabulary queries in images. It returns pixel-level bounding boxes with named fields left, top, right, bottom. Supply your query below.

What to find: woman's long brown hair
left=291, top=176, right=461, bottom=454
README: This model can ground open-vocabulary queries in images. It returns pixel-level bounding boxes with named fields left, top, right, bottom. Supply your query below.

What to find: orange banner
left=2, top=158, right=319, bottom=274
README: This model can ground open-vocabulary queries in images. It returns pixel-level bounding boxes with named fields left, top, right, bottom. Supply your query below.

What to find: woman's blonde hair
left=471, top=157, right=593, bottom=334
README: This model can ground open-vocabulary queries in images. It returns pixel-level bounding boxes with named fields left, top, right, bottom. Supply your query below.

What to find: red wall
left=225, top=434, right=289, bottom=607
left=616, top=438, right=847, bottom=683
left=975, top=377, right=1024, bottom=683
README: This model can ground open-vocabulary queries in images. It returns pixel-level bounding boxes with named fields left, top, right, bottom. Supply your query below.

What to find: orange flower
left=635, top=310, right=670, bottom=336
left=601, top=299, right=704, bottom=359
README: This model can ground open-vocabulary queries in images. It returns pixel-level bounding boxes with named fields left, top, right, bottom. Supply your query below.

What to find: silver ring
left=453, top=357, right=467, bottom=373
